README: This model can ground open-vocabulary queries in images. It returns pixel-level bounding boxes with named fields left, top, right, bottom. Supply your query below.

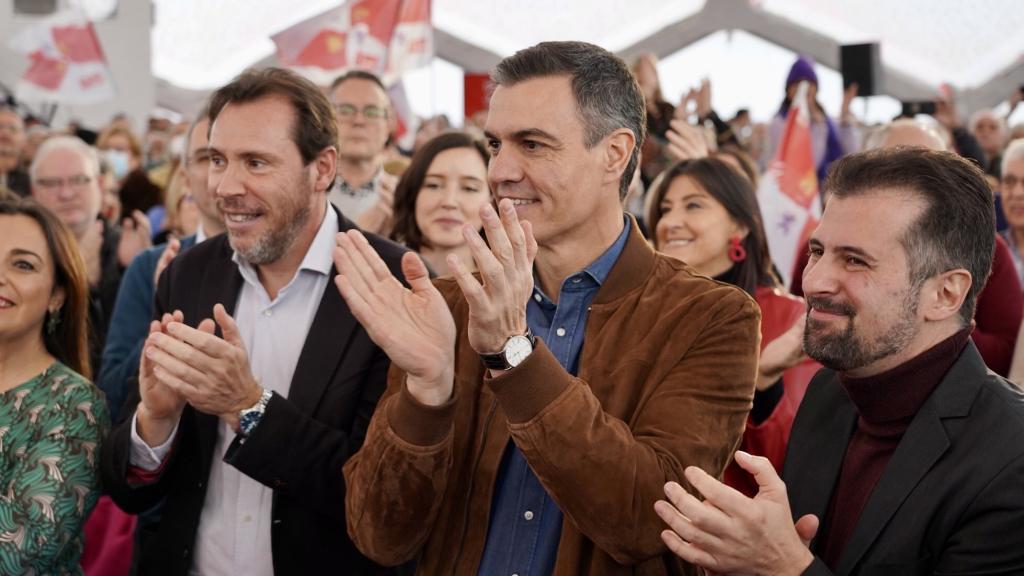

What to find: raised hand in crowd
left=841, top=82, right=859, bottom=124
left=695, top=78, right=713, bottom=119
left=152, top=236, right=181, bottom=287
left=118, top=208, right=152, bottom=267
left=142, top=304, right=263, bottom=431
left=655, top=451, right=819, bottom=576
left=81, top=218, right=105, bottom=287
left=934, top=84, right=963, bottom=130
left=666, top=119, right=710, bottom=161
left=354, top=170, right=398, bottom=235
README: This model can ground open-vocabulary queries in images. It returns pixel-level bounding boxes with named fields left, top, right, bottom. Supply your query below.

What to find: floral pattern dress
left=0, top=362, right=109, bottom=575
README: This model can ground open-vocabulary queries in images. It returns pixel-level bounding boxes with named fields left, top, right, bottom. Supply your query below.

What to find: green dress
left=0, top=362, right=110, bottom=575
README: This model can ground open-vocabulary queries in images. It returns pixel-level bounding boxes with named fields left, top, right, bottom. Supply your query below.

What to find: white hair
left=1003, top=139, right=1024, bottom=175
left=864, top=118, right=947, bottom=152
left=30, top=135, right=101, bottom=182
left=969, top=108, right=1007, bottom=134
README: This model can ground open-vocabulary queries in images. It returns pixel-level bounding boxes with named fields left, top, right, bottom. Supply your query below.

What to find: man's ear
left=602, top=128, right=636, bottom=189
left=313, top=146, right=338, bottom=193
left=922, top=268, right=972, bottom=322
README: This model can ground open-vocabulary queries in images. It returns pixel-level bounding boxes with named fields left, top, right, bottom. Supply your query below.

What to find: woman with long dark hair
left=646, top=158, right=820, bottom=496
left=390, top=132, right=491, bottom=276
left=0, top=198, right=109, bottom=574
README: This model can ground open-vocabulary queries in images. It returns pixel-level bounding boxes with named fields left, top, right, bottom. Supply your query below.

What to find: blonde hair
left=161, top=162, right=190, bottom=235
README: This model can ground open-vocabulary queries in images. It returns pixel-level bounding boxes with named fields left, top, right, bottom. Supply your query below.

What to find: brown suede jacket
left=344, top=219, right=761, bottom=575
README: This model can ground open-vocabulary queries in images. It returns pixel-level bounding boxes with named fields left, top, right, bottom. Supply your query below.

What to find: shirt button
left=523, top=510, right=534, bottom=521
left=556, top=327, right=566, bottom=337
left=263, top=309, right=272, bottom=317
left=533, top=293, right=542, bottom=302
left=242, top=514, right=252, bottom=523
left=572, top=277, right=582, bottom=284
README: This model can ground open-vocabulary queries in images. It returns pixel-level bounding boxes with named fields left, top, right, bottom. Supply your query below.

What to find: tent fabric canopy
left=147, top=0, right=1024, bottom=124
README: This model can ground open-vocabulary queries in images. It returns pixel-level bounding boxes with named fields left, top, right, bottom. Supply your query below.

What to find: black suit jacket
left=100, top=208, right=408, bottom=575
left=784, top=342, right=1024, bottom=576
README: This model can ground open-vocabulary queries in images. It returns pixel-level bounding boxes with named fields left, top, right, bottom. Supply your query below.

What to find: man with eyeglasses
left=0, top=105, right=30, bottom=198
left=29, top=135, right=152, bottom=374
left=328, top=70, right=399, bottom=235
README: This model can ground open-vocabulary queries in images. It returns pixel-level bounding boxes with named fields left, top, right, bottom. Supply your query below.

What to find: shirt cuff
left=129, top=412, right=179, bottom=471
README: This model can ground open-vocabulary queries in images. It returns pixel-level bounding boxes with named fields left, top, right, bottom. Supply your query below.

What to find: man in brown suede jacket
left=332, top=41, right=761, bottom=575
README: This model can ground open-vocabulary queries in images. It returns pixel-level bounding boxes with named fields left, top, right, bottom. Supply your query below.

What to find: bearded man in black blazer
left=655, top=147, right=1024, bottom=576
left=100, top=68, right=406, bottom=576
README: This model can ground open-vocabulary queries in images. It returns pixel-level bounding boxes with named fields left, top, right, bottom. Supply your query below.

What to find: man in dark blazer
left=100, top=68, right=405, bottom=575
left=654, top=147, right=1024, bottom=575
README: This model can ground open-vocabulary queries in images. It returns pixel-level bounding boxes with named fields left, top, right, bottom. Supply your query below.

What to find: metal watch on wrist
left=238, top=388, right=273, bottom=437
left=480, top=328, right=536, bottom=371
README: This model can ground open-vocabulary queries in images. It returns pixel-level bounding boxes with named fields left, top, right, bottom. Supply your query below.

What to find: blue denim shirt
left=477, top=216, right=630, bottom=576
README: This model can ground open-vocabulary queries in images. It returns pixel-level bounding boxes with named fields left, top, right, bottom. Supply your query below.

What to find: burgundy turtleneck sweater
left=818, top=328, right=972, bottom=570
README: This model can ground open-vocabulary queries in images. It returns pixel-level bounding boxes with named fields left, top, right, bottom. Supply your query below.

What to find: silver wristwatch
left=480, top=328, right=536, bottom=371
left=238, top=388, right=273, bottom=437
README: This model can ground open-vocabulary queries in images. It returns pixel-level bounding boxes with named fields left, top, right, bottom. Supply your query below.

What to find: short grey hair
left=1002, top=138, right=1024, bottom=175
left=491, top=41, right=647, bottom=200
left=30, top=135, right=101, bottom=182
left=865, top=118, right=947, bottom=151
left=969, top=108, right=1007, bottom=134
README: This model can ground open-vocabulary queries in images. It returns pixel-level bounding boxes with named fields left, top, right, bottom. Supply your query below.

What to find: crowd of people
left=1, top=39, right=1023, bottom=576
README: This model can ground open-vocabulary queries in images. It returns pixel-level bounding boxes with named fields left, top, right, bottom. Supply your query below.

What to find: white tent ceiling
left=3, top=0, right=1023, bottom=127
left=148, top=0, right=1024, bottom=124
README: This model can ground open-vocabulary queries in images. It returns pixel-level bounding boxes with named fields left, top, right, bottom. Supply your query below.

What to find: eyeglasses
left=34, top=175, right=94, bottom=190
left=334, top=103, right=388, bottom=121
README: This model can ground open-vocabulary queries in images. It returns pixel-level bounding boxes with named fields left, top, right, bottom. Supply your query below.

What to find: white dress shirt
left=130, top=203, right=338, bottom=575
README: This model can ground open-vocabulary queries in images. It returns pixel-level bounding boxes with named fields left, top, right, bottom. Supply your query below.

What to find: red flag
left=23, top=51, right=66, bottom=90
left=294, top=29, right=349, bottom=70
left=52, top=24, right=104, bottom=63
left=272, top=0, right=432, bottom=86
left=756, top=81, right=821, bottom=289
left=8, top=7, right=115, bottom=104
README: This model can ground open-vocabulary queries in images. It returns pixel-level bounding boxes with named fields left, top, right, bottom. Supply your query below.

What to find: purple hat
left=786, top=56, right=818, bottom=87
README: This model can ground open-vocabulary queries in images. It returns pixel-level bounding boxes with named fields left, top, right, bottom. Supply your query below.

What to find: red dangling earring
left=728, top=235, right=747, bottom=263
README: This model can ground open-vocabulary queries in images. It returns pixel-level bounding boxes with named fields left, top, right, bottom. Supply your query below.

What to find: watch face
left=239, top=412, right=260, bottom=434
left=504, top=335, right=533, bottom=367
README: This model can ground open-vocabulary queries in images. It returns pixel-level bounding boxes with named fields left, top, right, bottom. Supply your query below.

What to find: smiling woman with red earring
left=646, top=157, right=820, bottom=497
left=0, top=198, right=109, bottom=574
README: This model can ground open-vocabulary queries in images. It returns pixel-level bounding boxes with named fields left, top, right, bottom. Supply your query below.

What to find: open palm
left=333, top=231, right=456, bottom=388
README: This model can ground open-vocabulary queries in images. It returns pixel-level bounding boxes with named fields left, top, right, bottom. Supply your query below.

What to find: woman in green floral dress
left=0, top=199, right=109, bottom=575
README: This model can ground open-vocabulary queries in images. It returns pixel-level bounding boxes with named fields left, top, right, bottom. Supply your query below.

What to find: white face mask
left=104, top=149, right=131, bottom=180
left=169, top=135, right=186, bottom=160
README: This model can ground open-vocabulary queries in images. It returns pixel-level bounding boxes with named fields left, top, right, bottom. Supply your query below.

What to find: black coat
left=784, top=343, right=1024, bottom=575
left=100, top=208, right=407, bottom=575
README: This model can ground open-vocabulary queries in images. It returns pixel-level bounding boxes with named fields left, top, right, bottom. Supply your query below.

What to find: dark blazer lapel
left=287, top=208, right=361, bottom=414
left=286, top=262, right=359, bottom=413
left=784, top=369, right=857, bottom=542
left=196, top=239, right=244, bottom=471
left=834, top=344, right=984, bottom=576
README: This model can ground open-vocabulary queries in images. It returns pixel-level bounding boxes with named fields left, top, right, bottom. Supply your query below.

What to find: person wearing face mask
left=97, top=125, right=163, bottom=223
left=646, top=157, right=821, bottom=497
left=390, top=132, right=491, bottom=276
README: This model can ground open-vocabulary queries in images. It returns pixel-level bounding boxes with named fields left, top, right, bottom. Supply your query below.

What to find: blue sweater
left=98, top=235, right=197, bottom=422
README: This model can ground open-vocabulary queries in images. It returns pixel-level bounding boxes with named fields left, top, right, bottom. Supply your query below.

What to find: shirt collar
left=533, top=214, right=630, bottom=303
left=232, top=201, right=338, bottom=284
left=581, top=214, right=630, bottom=286
left=336, top=167, right=382, bottom=196
left=195, top=222, right=208, bottom=244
